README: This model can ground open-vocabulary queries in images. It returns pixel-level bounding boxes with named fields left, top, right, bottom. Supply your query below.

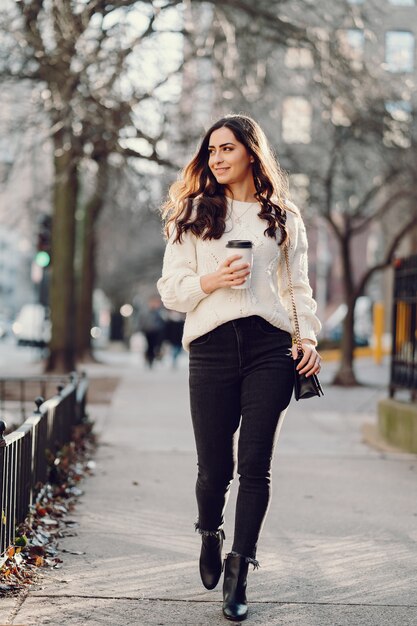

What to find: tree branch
left=354, top=203, right=417, bottom=299
left=117, top=145, right=177, bottom=169
left=351, top=169, right=403, bottom=218
left=351, top=188, right=415, bottom=235
left=202, top=0, right=309, bottom=44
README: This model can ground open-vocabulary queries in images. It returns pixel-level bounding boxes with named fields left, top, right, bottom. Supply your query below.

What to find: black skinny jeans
left=189, top=315, right=294, bottom=561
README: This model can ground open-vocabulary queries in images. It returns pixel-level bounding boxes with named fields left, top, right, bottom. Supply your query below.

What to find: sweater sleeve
left=156, top=228, right=210, bottom=313
left=278, top=209, right=322, bottom=344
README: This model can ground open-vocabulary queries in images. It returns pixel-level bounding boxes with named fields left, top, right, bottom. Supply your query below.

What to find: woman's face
left=208, top=127, right=254, bottom=186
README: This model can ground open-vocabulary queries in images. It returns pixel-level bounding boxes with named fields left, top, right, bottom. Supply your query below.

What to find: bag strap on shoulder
left=283, top=243, right=303, bottom=354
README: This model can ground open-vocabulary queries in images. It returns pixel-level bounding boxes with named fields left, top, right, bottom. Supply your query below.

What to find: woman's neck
left=224, top=179, right=257, bottom=203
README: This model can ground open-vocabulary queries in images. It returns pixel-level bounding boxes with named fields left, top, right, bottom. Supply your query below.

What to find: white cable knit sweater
left=157, top=198, right=321, bottom=351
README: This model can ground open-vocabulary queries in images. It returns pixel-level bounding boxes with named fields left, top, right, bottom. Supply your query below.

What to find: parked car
left=12, top=304, right=51, bottom=348
left=322, top=297, right=373, bottom=347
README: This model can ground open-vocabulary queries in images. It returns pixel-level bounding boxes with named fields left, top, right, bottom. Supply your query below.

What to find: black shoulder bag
left=283, top=244, right=324, bottom=401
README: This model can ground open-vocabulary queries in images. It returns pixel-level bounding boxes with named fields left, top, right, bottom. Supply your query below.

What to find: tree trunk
left=75, top=159, right=108, bottom=362
left=46, top=135, right=78, bottom=373
left=332, top=298, right=358, bottom=386
left=332, top=233, right=359, bottom=385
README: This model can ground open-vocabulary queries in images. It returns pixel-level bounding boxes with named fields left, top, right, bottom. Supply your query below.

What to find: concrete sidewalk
left=1, top=353, right=417, bottom=625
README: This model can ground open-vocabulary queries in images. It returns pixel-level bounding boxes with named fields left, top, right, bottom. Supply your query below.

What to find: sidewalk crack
left=5, top=584, right=31, bottom=625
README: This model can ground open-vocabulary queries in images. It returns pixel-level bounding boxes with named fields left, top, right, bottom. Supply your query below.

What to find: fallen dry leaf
left=0, top=419, right=96, bottom=596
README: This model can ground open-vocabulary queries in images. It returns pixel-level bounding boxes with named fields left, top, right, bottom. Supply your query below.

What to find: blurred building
left=263, top=0, right=417, bottom=325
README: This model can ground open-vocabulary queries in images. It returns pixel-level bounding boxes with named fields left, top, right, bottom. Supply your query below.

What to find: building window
left=337, top=29, right=365, bottom=62
left=284, top=47, right=314, bottom=69
left=388, top=0, right=415, bottom=5
left=282, top=97, right=312, bottom=144
left=384, top=101, right=412, bottom=148
left=385, top=31, right=415, bottom=72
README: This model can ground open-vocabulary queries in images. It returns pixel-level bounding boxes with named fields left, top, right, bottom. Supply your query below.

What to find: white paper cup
left=226, top=240, right=253, bottom=290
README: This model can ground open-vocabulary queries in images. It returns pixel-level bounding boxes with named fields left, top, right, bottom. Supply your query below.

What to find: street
left=1, top=349, right=417, bottom=625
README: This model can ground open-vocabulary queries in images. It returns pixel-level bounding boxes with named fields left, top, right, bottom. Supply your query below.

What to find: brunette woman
left=157, top=114, right=322, bottom=622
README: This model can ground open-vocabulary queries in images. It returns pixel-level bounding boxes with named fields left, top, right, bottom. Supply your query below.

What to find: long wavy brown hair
left=162, top=114, right=291, bottom=244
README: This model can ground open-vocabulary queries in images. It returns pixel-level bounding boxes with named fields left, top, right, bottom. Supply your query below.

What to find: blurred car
left=12, top=304, right=51, bottom=348
left=322, top=296, right=372, bottom=347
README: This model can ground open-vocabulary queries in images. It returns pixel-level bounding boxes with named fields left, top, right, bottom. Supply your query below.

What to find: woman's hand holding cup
left=200, top=255, right=251, bottom=294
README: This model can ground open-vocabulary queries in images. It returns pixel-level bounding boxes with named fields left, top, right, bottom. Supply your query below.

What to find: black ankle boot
left=199, top=529, right=225, bottom=590
left=222, top=553, right=249, bottom=621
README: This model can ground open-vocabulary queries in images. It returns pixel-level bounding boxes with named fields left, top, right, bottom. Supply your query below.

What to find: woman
left=157, top=114, right=322, bottom=622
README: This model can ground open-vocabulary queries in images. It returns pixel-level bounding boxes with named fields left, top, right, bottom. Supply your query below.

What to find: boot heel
left=222, top=553, right=249, bottom=621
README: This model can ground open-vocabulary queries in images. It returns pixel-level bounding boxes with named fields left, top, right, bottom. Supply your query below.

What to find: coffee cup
left=226, top=240, right=253, bottom=289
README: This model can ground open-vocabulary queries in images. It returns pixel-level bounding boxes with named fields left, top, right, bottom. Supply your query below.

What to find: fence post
left=0, top=420, right=6, bottom=448
left=0, top=420, right=6, bottom=554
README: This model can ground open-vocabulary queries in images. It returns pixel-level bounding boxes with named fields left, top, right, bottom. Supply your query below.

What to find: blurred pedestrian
left=138, top=297, right=166, bottom=368
left=165, top=310, right=185, bottom=368
left=157, top=114, right=322, bottom=621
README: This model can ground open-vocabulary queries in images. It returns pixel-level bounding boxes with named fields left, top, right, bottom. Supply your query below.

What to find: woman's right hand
left=200, top=255, right=251, bottom=294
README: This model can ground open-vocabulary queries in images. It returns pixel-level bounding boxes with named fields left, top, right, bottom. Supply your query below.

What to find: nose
left=210, top=150, right=223, bottom=165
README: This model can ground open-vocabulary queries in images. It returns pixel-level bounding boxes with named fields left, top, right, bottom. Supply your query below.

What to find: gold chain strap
left=283, top=243, right=303, bottom=353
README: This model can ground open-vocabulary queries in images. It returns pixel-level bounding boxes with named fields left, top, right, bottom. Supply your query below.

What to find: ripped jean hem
left=194, top=521, right=225, bottom=538
left=226, top=551, right=260, bottom=570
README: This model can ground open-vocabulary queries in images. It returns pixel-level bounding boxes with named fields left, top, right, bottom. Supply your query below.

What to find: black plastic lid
left=226, top=240, right=253, bottom=248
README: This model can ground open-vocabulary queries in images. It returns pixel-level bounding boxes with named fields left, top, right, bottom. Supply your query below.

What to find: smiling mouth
left=215, top=167, right=230, bottom=173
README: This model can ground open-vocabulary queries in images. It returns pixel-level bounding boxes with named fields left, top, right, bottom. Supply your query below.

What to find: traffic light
left=35, top=215, right=52, bottom=267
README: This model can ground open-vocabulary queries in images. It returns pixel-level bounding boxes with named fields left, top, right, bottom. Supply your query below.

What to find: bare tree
left=298, top=27, right=417, bottom=385
left=0, top=0, right=179, bottom=369
left=204, top=1, right=417, bottom=385
left=316, top=133, right=417, bottom=385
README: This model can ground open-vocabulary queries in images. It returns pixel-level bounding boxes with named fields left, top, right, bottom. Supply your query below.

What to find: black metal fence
left=0, top=372, right=88, bottom=556
left=0, top=376, right=70, bottom=425
left=389, top=254, right=417, bottom=400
